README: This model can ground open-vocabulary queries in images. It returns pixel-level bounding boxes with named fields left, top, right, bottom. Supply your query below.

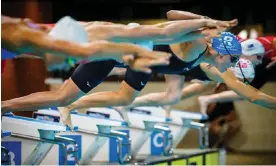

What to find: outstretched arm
left=124, top=74, right=185, bottom=109
left=166, top=10, right=238, bottom=27
left=201, top=63, right=276, bottom=110
left=88, top=19, right=220, bottom=44
left=1, top=17, right=170, bottom=65
left=221, top=69, right=276, bottom=110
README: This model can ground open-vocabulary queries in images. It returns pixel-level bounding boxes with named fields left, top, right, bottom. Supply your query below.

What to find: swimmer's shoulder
left=170, top=38, right=207, bottom=60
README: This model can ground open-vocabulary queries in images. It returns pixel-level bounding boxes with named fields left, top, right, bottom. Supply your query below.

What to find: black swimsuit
left=71, top=45, right=209, bottom=93
left=121, top=45, right=209, bottom=91
left=150, top=45, right=207, bottom=74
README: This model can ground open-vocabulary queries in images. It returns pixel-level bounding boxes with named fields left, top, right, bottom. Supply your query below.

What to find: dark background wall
left=51, top=0, right=275, bottom=34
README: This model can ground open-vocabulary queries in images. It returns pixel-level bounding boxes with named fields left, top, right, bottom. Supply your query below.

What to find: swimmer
left=58, top=31, right=247, bottom=127
left=18, top=14, right=275, bottom=127
left=197, top=35, right=276, bottom=113
left=147, top=34, right=276, bottom=116
left=161, top=58, right=256, bottom=117
left=1, top=15, right=171, bottom=73
left=2, top=15, right=234, bottom=128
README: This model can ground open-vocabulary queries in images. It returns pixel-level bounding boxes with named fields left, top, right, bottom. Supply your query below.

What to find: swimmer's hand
left=205, top=19, right=238, bottom=32
left=123, top=51, right=171, bottom=74
left=217, top=19, right=238, bottom=31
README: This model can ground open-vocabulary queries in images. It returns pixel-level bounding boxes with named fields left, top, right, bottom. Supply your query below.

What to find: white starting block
left=87, top=106, right=209, bottom=150
left=35, top=108, right=131, bottom=165
left=134, top=107, right=209, bottom=149
left=1, top=112, right=78, bottom=165
left=87, top=107, right=174, bottom=159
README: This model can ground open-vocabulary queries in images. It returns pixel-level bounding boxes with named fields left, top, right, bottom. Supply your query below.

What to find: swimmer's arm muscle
left=21, top=28, right=153, bottom=61
left=199, top=64, right=276, bottom=110
left=97, top=20, right=210, bottom=43
left=167, top=10, right=207, bottom=20
left=221, top=69, right=276, bottom=110
left=200, top=64, right=273, bottom=106
left=17, top=27, right=96, bottom=59
left=154, top=29, right=212, bottom=44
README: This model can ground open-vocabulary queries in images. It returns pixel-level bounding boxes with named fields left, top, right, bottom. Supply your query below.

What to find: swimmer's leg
left=58, top=60, right=117, bottom=128
left=1, top=78, right=83, bottom=114
left=62, top=81, right=139, bottom=126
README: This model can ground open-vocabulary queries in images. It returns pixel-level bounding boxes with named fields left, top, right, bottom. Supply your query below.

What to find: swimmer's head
left=45, top=16, right=89, bottom=71
left=230, top=58, right=255, bottom=83
left=240, top=39, right=265, bottom=66
left=208, top=32, right=242, bottom=71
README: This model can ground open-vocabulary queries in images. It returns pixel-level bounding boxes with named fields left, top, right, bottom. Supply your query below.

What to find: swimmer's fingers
left=229, top=19, right=238, bottom=27
left=217, top=19, right=238, bottom=31
left=205, top=19, right=227, bottom=29
left=129, top=58, right=169, bottom=74
left=137, top=67, right=152, bottom=74
left=130, top=59, right=152, bottom=73
left=122, top=55, right=135, bottom=65
left=145, top=58, right=170, bottom=67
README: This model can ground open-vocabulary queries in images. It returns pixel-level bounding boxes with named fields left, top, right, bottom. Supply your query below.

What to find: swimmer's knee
left=118, top=92, right=136, bottom=106
left=54, top=90, right=77, bottom=106
left=116, top=81, right=138, bottom=106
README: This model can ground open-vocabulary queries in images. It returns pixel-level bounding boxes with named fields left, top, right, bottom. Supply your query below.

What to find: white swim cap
left=49, top=16, right=88, bottom=43
left=241, top=39, right=265, bottom=56
left=230, top=58, right=255, bottom=80
left=127, top=22, right=154, bottom=51
left=127, top=22, right=140, bottom=28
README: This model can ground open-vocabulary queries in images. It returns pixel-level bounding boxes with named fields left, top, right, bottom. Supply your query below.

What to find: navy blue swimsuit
left=151, top=45, right=207, bottom=74
left=71, top=44, right=210, bottom=93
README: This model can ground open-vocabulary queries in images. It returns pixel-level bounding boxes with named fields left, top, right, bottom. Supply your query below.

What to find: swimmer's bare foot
left=58, top=107, right=74, bottom=130
left=76, top=108, right=88, bottom=114
left=161, top=105, right=172, bottom=118
left=197, top=96, right=210, bottom=116
left=113, top=106, right=131, bottom=126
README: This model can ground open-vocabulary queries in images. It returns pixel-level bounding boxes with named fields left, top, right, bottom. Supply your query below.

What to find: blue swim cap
left=212, top=32, right=242, bottom=55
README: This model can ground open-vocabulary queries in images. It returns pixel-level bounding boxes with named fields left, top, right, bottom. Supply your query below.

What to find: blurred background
left=2, top=0, right=276, bottom=165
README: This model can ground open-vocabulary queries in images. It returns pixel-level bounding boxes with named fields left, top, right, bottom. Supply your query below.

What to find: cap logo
left=241, top=63, right=247, bottom=68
